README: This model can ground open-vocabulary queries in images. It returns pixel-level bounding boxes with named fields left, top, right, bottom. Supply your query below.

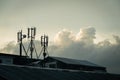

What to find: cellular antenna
left=17, top=30, right=27, bottom=56
left=27, top=27, right=38, bottom=59
left=39, top=35, right=49, bottom=60
left=28, top=28, right=30, bottom=38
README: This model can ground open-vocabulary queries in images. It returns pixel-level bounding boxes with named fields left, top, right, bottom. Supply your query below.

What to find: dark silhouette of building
left=0, top=53, right=120, bottom=80
left=0, top=53, right=106, bottom=72
left=0, top=64, right=120, bottom=80
left=43, top=56, right=106, bottom=72
left=0, top=53, right=40, bottom=65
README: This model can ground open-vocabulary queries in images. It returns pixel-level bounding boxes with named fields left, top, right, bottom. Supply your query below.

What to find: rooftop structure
left=0, top=64, right=119, bottom=80
left=43, top=56, right=106, bottom=72
left=0, top=53, right=40, bottom=65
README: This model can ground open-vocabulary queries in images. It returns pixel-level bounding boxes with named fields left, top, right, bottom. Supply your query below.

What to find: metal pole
left=30, top=28, right=33, bottom=59
left=20, top=30, right=22, bottom=56
left=43, top=35, right=46, bottom=60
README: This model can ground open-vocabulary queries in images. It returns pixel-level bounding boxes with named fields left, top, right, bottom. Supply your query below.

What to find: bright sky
left=0, top=0, right=120, bottom=45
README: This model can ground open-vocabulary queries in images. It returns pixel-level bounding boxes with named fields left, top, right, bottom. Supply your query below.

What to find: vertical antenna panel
left=19, top=32, right=20, bottom=41
left=20, top=31, right=22, bottom=41
left=46, top=36, right=48, bottom=46
left=34, top=27, right=36, bottom=36
left=41, top=36, right=43, bottom=46
left=17, top=32, right=19, bottom=42
left=17, top=31, right=22, bottom=42
left=31, top=28, right=34, bottom=37
left=28, top=28, right=30, bottom=38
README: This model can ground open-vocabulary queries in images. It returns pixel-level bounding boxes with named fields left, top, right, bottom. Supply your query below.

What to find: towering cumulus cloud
left=0, top=27, right=120, bottom=74
left=76, top=27, right=96, bottom=44
left=54, top=29, right=75, bottom=46
left=51, top=27, right=120, bottom=74
left=54, top=27, right=96, bottom=46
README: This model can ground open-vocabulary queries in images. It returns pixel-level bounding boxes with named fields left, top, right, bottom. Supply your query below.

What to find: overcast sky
left=0, top=0, right=120, bottom=74
left=0, top=0, right=120, bottom=44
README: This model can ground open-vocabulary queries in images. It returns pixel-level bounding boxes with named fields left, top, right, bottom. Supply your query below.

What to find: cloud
left=54, top=29, right=75, bottom=46
left=0, top=27, right=120, bottom=74
left=113, top=35, right=120, bottom=44
left=50, top=27, right=120, bottom=74
left=50, top=27, right=96, bottom=58
left=0, top=41, right=18, bottom=54
left=76, top=27, right=96, bottom=43
left=54, top=27, right=96, bottom=47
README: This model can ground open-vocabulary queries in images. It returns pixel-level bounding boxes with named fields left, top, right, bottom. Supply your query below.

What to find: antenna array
left=40, top=35, right=49, bottom=60
left=17, top=27, right=49, bottom=60
left=17, top=30, right=27, bottom=56
left=27, top=27, right=38, bottom=59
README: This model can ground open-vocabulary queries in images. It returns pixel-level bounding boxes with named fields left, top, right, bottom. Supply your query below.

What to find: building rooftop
left=0, top=64, right=119, bottom=80
left=0, top=53, right=27, bottom=58
left=48, top=56, right=104, bottom=68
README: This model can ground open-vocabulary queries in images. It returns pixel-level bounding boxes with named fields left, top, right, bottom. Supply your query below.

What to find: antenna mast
left=27, top=27, right=37, bottom=59
left=17, top=30, right=26, bottom=56
left=40, top=35, right=49, bottom=60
